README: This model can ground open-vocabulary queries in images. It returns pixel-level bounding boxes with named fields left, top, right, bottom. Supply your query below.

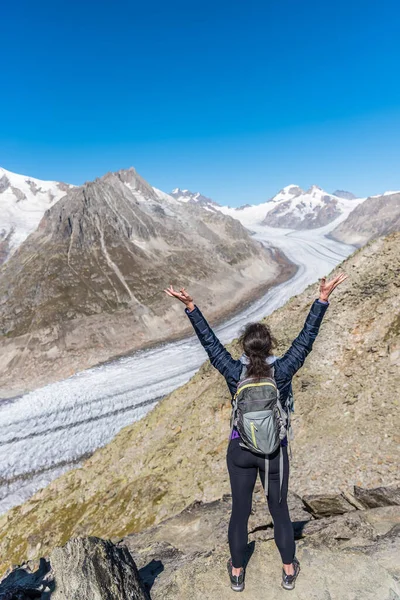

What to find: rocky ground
left=1, top=484, right=399, bottom=599
left=0, top=232, right=398, bottom=576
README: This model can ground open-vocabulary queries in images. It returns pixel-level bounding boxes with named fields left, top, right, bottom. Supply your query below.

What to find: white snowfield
left=0, top=167, right=73, bottom=255
left=0, top=199, right=357, bottom=515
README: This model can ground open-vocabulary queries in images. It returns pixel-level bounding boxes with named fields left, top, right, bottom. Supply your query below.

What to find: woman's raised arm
left=276, top=273, right=348, bottom=384
left=164, top=286, right=242, bottom=389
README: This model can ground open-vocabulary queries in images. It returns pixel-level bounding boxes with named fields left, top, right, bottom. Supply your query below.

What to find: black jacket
left=185, top=299, right=329, bottom=409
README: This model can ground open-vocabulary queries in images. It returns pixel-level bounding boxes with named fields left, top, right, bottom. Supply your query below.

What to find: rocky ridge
left=329, top=191, right=400, bottom=246
left=1, top=485, right=399, bottom=599
left=0, top=167, right=291, bottom=395
left=0, top=232, right=398, bottom=574
left=169, top=188, right=220, bottom=211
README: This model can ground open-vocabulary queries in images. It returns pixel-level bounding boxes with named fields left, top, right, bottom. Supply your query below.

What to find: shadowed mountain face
left=0, top=168, right=287, bottom=393
left=0, top=232, right=398, bottom=574
left=332, top=189, right=357, bottom=200
left=329, top=191, right=400, bottom=246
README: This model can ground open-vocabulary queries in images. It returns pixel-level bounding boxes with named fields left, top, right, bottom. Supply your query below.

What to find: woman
left=165, top=273, right=347, bottom=591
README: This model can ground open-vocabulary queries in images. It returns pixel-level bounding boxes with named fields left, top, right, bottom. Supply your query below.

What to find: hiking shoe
left=281, top=557, right=300, bottom=590
left=227, top=559, right=245, bottom=592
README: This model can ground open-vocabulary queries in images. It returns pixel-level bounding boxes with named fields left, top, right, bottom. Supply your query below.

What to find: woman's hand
left=319, top=273, right=348, bottom=302
left=164, top=285, right=195, bottom=312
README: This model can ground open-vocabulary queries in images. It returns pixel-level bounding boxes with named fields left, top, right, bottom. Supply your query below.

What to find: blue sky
left=1, top=0, right=399, bottom=205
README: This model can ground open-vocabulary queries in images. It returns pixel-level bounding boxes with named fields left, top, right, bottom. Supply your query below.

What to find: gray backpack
left=230, top=366, right=290, bottom=502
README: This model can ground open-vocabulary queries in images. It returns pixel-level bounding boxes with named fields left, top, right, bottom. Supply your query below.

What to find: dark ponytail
left=239, top=322, right=276, bottom=378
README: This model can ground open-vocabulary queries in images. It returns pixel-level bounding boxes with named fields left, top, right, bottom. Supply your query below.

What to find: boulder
left=0, top=537, right=149, bottom=600
left=301, top=493, right=355, bottom=518
left=50, top=537, right=149, bottom=600
left=354, top=485, right=400, bottom=509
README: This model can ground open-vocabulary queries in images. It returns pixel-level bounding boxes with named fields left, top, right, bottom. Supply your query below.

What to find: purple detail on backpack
left=231, top=428, right=240, bottom=440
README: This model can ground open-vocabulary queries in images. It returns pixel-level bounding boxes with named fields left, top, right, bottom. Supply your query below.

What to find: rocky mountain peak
left=270, top=184, right=303, bottom=200
left=102, top=167, right=157, bottom=200
left=38, top=173, right=160, bottom=248
left=306, top=184, right=324, bottom=195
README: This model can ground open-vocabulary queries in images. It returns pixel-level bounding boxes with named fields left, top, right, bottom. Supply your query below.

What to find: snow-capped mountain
left=0, top=167, right=73, bottom=264
left=170, top=188, right=220, bottom=212
left=263, top=185, right=352, bottom=229
left=217, top=184, right=365, bottom=229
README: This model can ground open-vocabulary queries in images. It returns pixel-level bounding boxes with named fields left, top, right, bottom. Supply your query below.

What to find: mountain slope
left=0, top=232, right=398, bottom=573
left=0, top=167, right=290, bottom=394
left=329, top=191, right=400, bottom=246
left=0, top=167, right=73, bottom=264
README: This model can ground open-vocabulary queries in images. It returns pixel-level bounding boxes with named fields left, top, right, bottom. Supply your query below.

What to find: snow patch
left=0, top=167, right=74, bottom=260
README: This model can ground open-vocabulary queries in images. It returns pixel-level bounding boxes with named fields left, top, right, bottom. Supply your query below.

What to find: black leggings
left=227, top=437, right=295, bottom=567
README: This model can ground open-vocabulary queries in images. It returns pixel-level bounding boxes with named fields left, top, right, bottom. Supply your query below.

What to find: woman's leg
left=259, top=445, right=295, bottom=567
left=227, top=438, right=258, bottom=569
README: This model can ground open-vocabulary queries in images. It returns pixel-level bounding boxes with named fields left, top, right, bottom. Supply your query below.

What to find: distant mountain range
left=217, top=185, right=364, bottom=229
left=2, top=166, right=398, bottom=266
left=169, top=184, right=399, bottom=236
left=0, top=166, right=291, bottom=394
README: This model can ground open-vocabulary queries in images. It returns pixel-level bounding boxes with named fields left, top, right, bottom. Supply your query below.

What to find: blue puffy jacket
left=185, top=299, right=329, bottom=409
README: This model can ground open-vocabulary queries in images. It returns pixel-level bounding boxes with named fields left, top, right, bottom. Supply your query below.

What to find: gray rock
left=0, top=175, right=10, bottom=193
left=302, top=493, right=355, bottom=518
left=0, top=537, right=149, bottom=600
left=11, top=186, right=27, bottom=202
left=50, top=537, right=149, bottom=600
left=354, top=485, right=400, bottom=509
